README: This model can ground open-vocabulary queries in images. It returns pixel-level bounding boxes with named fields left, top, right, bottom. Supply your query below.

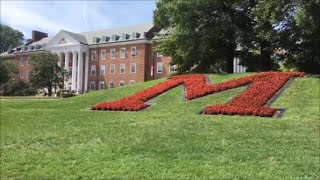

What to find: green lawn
left=1, top=73, right=319, bottom=180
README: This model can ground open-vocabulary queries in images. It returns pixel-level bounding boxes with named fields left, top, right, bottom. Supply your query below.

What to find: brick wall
left=88, top=42, right=148, bottom=90
left=15, top=54, right=32, bottom=81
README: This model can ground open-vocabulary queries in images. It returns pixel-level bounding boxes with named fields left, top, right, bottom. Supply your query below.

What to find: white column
left=57, top=53, right=62, bottom=67
left=77, top=52, right=83, bottom=93
left=64, top=52, right=70, bottom=90
left=72, top=51, right=77, bottom=91
left=84, top=53, right=89, bottom=92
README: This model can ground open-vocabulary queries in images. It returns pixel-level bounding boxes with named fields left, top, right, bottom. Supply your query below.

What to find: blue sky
left=1, top=0, right=156, bottom=39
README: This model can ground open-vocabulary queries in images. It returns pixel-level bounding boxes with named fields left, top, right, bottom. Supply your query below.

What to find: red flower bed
left=91, top=72, right=304, bottom=117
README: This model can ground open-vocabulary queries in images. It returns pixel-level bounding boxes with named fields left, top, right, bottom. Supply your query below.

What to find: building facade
left=1, top=24, right=175, bottom=94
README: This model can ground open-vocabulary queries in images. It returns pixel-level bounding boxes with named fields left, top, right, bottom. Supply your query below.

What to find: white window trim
left=20, top=57, right=24, bottom=66
left=157, top=62, right=163, bottom=73
left=90, top=81, right=95, bottom=90
left=91, top=65, right=96, bottom=76
left=131, top=47, right=136, bottom=57
left=109, top=81, right=114, bottom=89
left=20, top=70, right=24, bottom=78
left=91, top=51, right=97, bottom=60
left=99, top=81, right=105, bottom=90
left=169, top=65, right=176, bottom=72
left=101, top=50, right=106, bottom=60
left=110, top=64, right=115, bottom=74
left=27, top=57, right=31, bottom=65
left=120, top=64, right=125, bottom=74
left=119, top=80, right=125, bottom=87
left=110, top=49, right=115, bottom=59
left=130, top=80, right=135, bottom=84
left=130, top=63, right=136, bottom=73
left=120, top=48, right=126, bottom=59
left=100, top=65, right=105, bottom=75
left=157, top=52, right=163, bottom=57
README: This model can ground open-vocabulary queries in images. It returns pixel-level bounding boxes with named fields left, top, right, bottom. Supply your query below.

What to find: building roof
left=0, top=37, right=49, bottom=58
left=1, top=24, right=155, bottom=57
left=79, top=24, right=154, bottom=45
left=62, top=30, right=87, bottom=44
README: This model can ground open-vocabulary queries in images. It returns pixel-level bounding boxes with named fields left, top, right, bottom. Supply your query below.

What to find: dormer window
left=121, top=33, right=129, bottom=41
left=101, top=36, right=110, bottom=43
left=131, top=32, right=140, bottom=39
left=111, top=35, right=119, bottom=42
left=96, top=37, right=101, bottom=43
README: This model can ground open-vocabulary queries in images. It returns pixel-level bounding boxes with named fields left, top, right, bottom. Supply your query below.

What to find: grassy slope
left=0, top=73, right=319, bottom=180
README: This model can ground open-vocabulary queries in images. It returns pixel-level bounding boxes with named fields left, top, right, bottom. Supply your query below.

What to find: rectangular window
left=69, top=67, right=72, bottom=75
left=90, top=81, right=95, bottom=90
left=101, top=50, right=106, bottom=60
left=110, top=49, right=115, bottom=59
left=131, top=47, right=136, bottom=57
left=91, top=51, right=97, bottom=60
left=119, top=81, right=125, bottom=87
left=27, top=57, right=31, bottom=65
left=130, top=80, right=135, bottom=84
left=120, top=48, right=126, bottom=59
left=109, top=81, right=114, bottom=89
left=26, top=70, right=29, bottom=79
left=91, top=65, right=96, bottom=76
left=110, top=64, right=115, bottom=74
left=100, top=65, right=105, bottom=75
left=20, top=70, right=24, bottom=78
left=130, top=63, right=136, bottom=73
left=169, top=65, right=176, bottom=72
left=157, top=62, right=163, bottom=73
left=20, top=57, right=24, bottom=66
left=157, top=52, right=163, bottom=57
left=120, top=64, right=125, bottom=74
left=99, top=81, right=105, bottom=90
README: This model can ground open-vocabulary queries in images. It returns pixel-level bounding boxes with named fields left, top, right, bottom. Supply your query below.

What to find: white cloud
left=0, top=1, right=155, bottom=38
left=1, top=1, right=74, bottom=38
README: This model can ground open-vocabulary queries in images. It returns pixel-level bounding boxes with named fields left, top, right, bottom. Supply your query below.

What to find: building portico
left=45, top=30, right=89, bottom=94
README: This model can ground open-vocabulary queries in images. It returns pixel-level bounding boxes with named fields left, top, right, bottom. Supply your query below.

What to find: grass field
left=1, top=73, right=319, bottom=179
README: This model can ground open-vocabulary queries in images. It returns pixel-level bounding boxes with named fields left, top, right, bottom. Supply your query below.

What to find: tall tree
left=0, top=24, right=24, bottom=53
left=154, top=0, right=250, bottom=73
left=278, top=0, right=320, bottom=73
left=154, top=0, right=314, bottom=73
left=0, top=60, right=18, bottom=84
left=29, top=51, right=62, bottom=96
left=0, top=62, right=9, bottom=84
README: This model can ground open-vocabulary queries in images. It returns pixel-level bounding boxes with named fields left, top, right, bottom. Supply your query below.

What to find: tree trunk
left=260, top=40, right=272, bottom=71
left=48, top=86, right=52, bottom=96
left=226, top=56, right=234, bottom=73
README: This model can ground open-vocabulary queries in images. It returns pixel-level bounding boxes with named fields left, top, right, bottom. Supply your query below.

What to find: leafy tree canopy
left=0, top=60, right=18, bottom=84
left=0, top=24, right=24, bottom=53
left=154, top=0, right=320, bottom=74
left=29, top=51, right=62, bottom=96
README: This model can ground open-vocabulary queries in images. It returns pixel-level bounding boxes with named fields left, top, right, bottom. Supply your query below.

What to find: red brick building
left=0, top=24, right=175, bottom=93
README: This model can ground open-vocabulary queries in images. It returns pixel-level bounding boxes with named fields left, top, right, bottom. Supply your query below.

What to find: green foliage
left=0, top=61, right=9, bottom=84
left=154, top=0, right=247, bottom=73
left=154, top=0, right=319, bottom=74
left=0, top=24, right=24, bottom=53
left=0, top=74, right=319, bottom=179
left=29, top=51, right=62, bottom=96
left=0, top=60, right=18, bottom=84
left=0, top=80, right=37, bottom=96
left=279, top=0, right=320, bottom=73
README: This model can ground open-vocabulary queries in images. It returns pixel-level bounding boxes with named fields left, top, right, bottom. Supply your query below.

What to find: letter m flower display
left=91, top=72, right=304, bottom=117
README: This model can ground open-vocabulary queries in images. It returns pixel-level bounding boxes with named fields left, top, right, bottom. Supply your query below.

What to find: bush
left=0, top=80, right=37, bottom=96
